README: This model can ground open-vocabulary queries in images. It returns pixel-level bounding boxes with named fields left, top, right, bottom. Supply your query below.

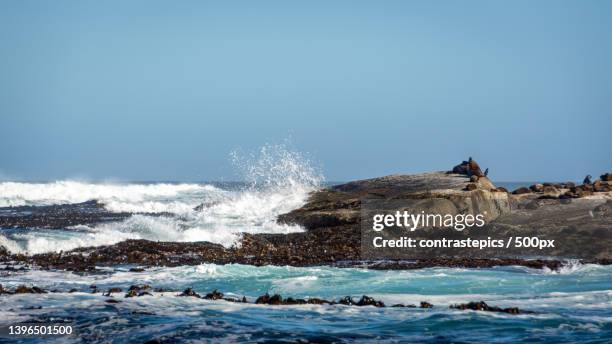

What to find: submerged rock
left=450, top=301, right=521, bottom=314
left=337, top=296, right=355, bottom=306
left=125, top=285, right=153, bottom=298
left=178, top=288, right=200, bottom=298
left=283, top=297, right=307, bottom=305
left=222, top=296, right=249, bottom=303
left=103, top=287, right=122, bottom=296
left=356, top=295, right=385, bottom=307
left=420, top=301, right=434, bottom=308
left=204, top=289, right=224, bottom=300
left=14, top=285, right=47, bottom=294
left=307, top=298, right=332, bottom=305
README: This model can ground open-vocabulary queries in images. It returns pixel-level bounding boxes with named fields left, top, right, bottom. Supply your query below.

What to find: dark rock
left=391, top=303, right=417, bottom=308
left=128, top=284, right=151, bottom=292
left=144, top=340, right=162, bottom=344
left=255, top=293, right=271, bottom=304
left=204, top=289, right=224, bottom=300
left=105, top=299, right=121, bottom=303
left=337, top=296, right=355, bottom=306
left=284, top=297, right=307, bottom=305
left=0, top=200, right=134, bottom=230
left=494, top=187, right=509, bottom=193
left=222, top=296, right=247, bottom=303
left=129, top=267, right=145, bottom=272
left=356, top=295, right=385, bottom=307
left=14, top=285, right=47, bottom=294
left=307, top=298, right=331, bottom=305
left=125, top=290, right=139, bottom=298
left=254, top=293, right=285, bottom=305
left=103, top=287, right=122, bottom=296
left=512, top=187, right=531, bottom=195
left=529, top=184, right=544, bottom=193
left=450, top=301, right=521, bottom=314
left=420, top=301, right=433, bottom=308
left=178, top=288, right=200, bottom=298
left=68, top=288, right=78, bottom=293
left=267, top=294, right=283, bottom=305
left=601, top=173, right=612, bottom=182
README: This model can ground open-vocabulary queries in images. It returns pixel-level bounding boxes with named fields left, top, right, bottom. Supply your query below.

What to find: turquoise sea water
left=1, top=263, right=610, bottom=343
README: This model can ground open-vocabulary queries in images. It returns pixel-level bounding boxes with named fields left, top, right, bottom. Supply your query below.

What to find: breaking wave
left=0, top=145, right=323, bottom=254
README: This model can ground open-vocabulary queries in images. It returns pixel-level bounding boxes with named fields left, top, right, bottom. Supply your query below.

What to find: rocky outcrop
left=279, top=171, right=510, bottom=230
left=0, top=283, right=536, bottom=316
left=126, top=284, right=152, bottom=297
left=1, top=161, right=610, bottom=269
left=510, top=178, right=612, bottom=199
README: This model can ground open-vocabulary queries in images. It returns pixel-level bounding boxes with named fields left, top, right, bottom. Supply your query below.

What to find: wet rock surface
left=0, top=200, right=134, bottom=229
left=0, top=284, right=532, bottom=315
left=1, top=163, right=611, bottom=270
left=450, top=301, right=525, bottom=314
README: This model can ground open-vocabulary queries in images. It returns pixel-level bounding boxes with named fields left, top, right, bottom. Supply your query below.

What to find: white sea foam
left=0, top=145, right=323, bottom=254
left=0, top=180, right=217, bottom=212
left=542, top=260, right=585, bottom=274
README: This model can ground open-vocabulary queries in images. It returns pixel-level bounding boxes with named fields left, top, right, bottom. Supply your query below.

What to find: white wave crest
left=0, top=145, right=323, bottom=254
left=0, top=181, right=218, bottom=213
left=542, top=260, right=586, bottom=275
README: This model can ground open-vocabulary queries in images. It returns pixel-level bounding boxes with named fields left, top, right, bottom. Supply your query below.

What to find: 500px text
left=373, top=236, right=555, bottom=250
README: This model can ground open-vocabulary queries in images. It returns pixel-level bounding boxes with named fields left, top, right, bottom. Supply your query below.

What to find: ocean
left=1, top=263, right=610, bottom=343
left=0, top=159, right=610, bottom=342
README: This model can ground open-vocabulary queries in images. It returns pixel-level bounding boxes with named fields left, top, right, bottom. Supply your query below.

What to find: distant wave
left=0, top=181, right=213, bottom=212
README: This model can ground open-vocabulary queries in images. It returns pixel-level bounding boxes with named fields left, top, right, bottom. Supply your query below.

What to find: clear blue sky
left=1, top=0, right=610, bottom=182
